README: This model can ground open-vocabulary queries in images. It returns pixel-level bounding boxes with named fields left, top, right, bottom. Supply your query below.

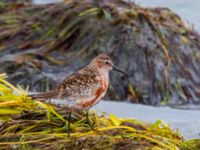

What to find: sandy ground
left=94, top=101, right=200, bottom=140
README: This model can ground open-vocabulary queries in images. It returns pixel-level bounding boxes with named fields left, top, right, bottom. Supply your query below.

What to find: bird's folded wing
left=55, top=71, right=100, bottom=99
left=29, top=70, right=100, bottom=101
left=28, top=91, right=58, bottom=101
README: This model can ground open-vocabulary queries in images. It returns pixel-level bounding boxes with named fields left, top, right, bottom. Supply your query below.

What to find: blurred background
left=2, top=0, right=200, bottom=29
left=33, top=0, right=200, bottom=32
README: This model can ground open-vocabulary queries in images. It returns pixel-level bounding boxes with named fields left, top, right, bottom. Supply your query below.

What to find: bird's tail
left=29, top=91, right=73, bottom=108
left=28, top=91, right=58, bottom=101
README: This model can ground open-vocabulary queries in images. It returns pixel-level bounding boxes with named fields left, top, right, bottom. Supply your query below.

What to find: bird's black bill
left=113, top=66, right=130, bottom=77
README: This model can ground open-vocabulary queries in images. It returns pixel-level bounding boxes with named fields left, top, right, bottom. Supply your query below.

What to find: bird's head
left=90, top=53, right=129, bottom=77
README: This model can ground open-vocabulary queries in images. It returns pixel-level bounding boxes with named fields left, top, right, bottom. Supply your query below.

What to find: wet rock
left=0, top=0, right=200, bottom=105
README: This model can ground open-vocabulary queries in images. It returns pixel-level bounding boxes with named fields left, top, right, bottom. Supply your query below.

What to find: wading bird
left=29, top=53, right=129, bottom=136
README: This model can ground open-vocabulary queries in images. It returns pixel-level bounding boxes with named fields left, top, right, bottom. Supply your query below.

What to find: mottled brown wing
left=29, top=91, right=58, bottom=101
left=55, top=70, right=100, bottom=100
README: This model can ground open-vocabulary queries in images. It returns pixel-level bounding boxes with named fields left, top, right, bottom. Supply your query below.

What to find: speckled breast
left=76, top=78, right=109, bottom=110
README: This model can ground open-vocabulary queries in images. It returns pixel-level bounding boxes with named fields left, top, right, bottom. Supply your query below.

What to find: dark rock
left=0, top=0, right=200, bottom=105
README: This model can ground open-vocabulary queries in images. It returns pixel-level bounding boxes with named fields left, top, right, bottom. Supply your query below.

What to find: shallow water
left=33, top=0, right=62, bottom=4
left=94, top=101, right=200, bottom=140
left=135, top=0, right=200, bottom=32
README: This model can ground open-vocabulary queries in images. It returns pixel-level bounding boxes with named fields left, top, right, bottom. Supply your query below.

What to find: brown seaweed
left=0, top=0, right=200, bottom=105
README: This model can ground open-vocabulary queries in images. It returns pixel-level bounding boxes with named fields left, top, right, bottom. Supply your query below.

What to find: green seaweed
left=0, top=73, right=199, bottom=149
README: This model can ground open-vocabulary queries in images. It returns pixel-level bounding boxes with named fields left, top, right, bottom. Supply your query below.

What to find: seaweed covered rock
left=0, top=0, right=200, bottom=105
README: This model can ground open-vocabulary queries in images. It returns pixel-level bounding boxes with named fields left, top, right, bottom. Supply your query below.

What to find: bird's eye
left=105, top=61, right=109, bottom=65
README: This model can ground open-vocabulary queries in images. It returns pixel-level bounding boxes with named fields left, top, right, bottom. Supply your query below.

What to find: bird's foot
left=85, top=111, right=96, bottom=130
left=67, top=112, right=72, bottom=137
left=85, top=111, right=102, bottom=134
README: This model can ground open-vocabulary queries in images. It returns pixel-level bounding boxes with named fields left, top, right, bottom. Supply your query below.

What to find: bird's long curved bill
left=113, top=66, right=130, bottom=77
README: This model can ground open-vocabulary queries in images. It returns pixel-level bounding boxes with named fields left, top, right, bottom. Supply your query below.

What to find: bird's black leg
left=85, top=111, right=94, bottom=130
left=67, top=111, right=72, bottom=137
